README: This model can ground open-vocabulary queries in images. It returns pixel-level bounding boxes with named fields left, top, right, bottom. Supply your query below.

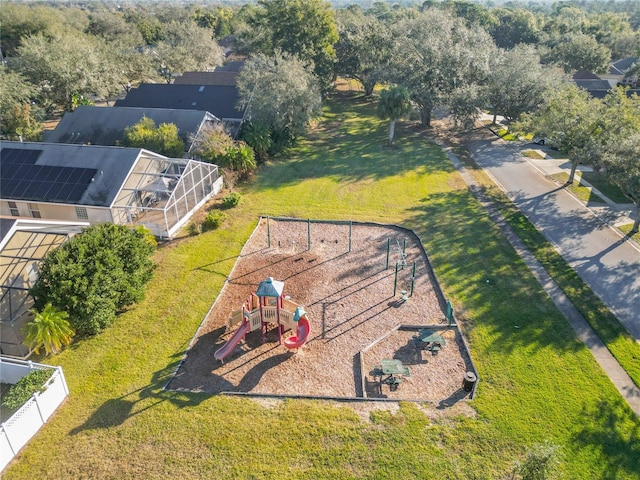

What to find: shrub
left=203, top=210, right=226, bottom=231
left=221, top=192, right=241, bottom=208
left=30, top=223, right=156, bottom=336
left=188, top=222, right=203, bottom=236
left=1, top=368, right=53, bottom=410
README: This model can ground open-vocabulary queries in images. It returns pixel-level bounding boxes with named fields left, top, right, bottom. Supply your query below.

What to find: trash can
left=462, top=371, right=477, bottom=392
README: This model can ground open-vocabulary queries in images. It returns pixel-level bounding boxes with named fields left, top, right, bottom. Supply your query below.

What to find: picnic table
left=373, top=359, right=410, bottom=387
left=415, top=330, right=446, bottom=353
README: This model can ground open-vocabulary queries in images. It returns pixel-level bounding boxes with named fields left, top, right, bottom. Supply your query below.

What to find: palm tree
left=377, top=86, right=412, bottom=147
left=24, top=304, right=75, bottom=356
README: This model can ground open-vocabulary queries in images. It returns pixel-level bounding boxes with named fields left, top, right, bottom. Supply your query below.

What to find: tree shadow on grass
left=252, top=97, right=454, bottom=191
left=70, top=352, right=208, bottom=435
left=405, top=190, right=584, bottom=356
left=571, top=398, right=640, bottom=478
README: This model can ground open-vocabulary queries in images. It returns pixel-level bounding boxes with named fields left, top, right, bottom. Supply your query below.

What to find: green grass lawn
left=580, top=171, right=632, bottom=204
left=6, top=94, right=639, bottom=479
left=549, top=172, right=606, bottom=204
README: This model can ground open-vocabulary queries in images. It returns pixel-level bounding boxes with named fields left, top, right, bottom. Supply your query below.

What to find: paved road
left=463, top=128, right=640, bottom=340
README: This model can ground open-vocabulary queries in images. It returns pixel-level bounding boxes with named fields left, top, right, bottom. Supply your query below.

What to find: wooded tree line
left=1, top=0, right=639, bottom=227
left=2, top=0, right=639, bottom=135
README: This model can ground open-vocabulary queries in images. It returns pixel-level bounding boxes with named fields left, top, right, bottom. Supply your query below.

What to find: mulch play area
left=169, top=218, right=477, bottom=404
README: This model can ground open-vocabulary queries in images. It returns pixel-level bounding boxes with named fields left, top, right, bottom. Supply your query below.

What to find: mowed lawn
left=5, top=94, right=639, bottom=479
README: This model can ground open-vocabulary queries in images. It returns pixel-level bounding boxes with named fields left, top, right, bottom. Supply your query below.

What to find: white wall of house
left=0, top=201, right=113, bottom=224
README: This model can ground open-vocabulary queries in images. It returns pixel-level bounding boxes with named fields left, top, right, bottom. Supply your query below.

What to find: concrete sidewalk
left=437, top=141, right=640, bottom=417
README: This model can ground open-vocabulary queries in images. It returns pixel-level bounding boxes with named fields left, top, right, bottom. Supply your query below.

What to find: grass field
left=5, top=94, right=640, bottom=479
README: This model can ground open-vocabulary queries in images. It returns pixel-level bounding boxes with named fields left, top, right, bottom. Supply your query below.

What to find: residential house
left=114, top=84, right=245, bottom=137
left=43, top=106, right=219, bottom=154
left=0, top=141, right=223, bottom=239
left=601, top=57, right=639, bottom=88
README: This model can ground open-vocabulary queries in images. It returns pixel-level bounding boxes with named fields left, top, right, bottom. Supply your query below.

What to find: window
left=8, top=201, right=19, bottom=216
left=28, top=203, right=41, bottom=218
left=75, top=206, right=89, bottom=220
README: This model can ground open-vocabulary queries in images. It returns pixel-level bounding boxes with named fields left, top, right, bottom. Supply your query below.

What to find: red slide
left=283, top=317, right=311, bottom=350
left=214, top=320, right=250, bottom=363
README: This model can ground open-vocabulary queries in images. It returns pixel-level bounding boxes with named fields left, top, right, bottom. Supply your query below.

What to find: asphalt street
left=463, top=128, right=640, bottom=340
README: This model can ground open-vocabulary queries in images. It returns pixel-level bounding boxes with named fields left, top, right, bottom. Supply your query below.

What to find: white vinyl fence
left=0, top=358, right=69, bottom=472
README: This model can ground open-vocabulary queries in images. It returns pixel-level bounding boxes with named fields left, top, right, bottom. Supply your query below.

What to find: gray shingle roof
left=43, top=107, right=216, bottom=148
left=114, top=84, right=244, bottom=120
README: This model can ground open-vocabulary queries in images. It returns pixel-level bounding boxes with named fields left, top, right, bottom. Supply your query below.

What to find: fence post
left=393, top=262, right=399, bottom=296
left=386, top=239, right=390, bottom=269
left=307, top=218, right=311, bottom=250
left=348, top=221, right=352, bottom=253
left=410, top=262, right=416, bottom=297
left=267, top=216, right=271, bottom=248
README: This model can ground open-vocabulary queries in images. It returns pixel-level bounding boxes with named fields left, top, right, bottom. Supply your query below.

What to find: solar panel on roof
left=0, top=148, right=42, bottom=165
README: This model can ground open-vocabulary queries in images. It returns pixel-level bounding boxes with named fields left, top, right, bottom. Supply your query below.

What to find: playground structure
left=171, top=218, right=477, bottom=403
left=214, top=277, right=311, bottom=363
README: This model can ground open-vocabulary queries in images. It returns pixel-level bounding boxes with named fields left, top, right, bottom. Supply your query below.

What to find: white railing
left=0, top=358, right=69, bottom=472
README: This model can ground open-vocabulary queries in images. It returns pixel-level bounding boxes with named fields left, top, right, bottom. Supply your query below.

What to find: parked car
left=532, top=136, right=560, bottom=150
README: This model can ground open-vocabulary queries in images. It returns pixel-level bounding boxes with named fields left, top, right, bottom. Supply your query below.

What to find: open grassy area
left=6, top=94, right=639, bottom=479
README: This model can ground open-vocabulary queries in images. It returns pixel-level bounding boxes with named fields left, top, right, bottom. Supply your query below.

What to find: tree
left=377, top=86, right=412, bottom=146
left=335, top=8, right=392, bottom=96
left=123, top=117, right=185, bottom=157
left=486, top=45, right=563, bottom=124
left=517, top=84, right=604, bottom=184
left=389, top=9, right=495, bottom=127
left=0, top=3, right=69, bottom=56
left=0, top=67, right=43, bottom=140
left=244, top=0, right=338, bottom=93
left=237, top=50, right=322, bottom=150
left=24, top=304, right=75, bottom=356
left=15, top=32, right=121, bottom=111
left=30, top=223, right=156, bottom=336
left=541, top=33, right=611, bottom=74
left=152, top=21, right=223, bottom=83
left=602, top=133, right=640, bottom=233
left=511, top=442, right=561, bottom=480
left=489, top=8, right=540, bottom=49
left=192, top=123, right=257, bottom=177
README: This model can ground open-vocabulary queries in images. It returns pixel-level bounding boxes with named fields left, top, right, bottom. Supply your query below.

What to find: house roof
left=215, top=61, right=244, bottom=72
left=574, top=79, right=612, bottom=98
left=573, top=70, right=600, bottom=80
left=114, top=84, right=243, bottom=120
left=43, top=106, right=217, bottom=148
left=609, top=57, right=638, bottom=76
left=173, top=71, right=238, bottom=86
left=0, top=141, right=144, bottom=207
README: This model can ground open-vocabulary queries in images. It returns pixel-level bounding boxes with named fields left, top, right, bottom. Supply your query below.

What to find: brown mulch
left=169, top=218, right=475, bottom=405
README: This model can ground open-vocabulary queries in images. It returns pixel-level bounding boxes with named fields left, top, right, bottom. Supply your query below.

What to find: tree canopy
left=30, top=223, right=156, bottom=336
left=123, top=117, right=185, bottom=157
left=244, top=0, right=338, bottom=93
left=237, top=50, right=322, bottom=150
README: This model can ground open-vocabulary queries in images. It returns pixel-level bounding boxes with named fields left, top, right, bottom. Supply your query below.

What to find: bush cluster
left=203, top=210, right=227, bottom=231
left=1, top=369, right=53, bottom=410
left=221, top=192, right=241, bottom=208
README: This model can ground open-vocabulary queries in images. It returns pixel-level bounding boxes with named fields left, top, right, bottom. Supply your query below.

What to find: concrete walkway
left=437, top=142, right=640, bottom=417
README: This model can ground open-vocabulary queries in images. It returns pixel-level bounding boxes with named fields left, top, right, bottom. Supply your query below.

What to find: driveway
left=463, top=128, right=640, bottom=340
